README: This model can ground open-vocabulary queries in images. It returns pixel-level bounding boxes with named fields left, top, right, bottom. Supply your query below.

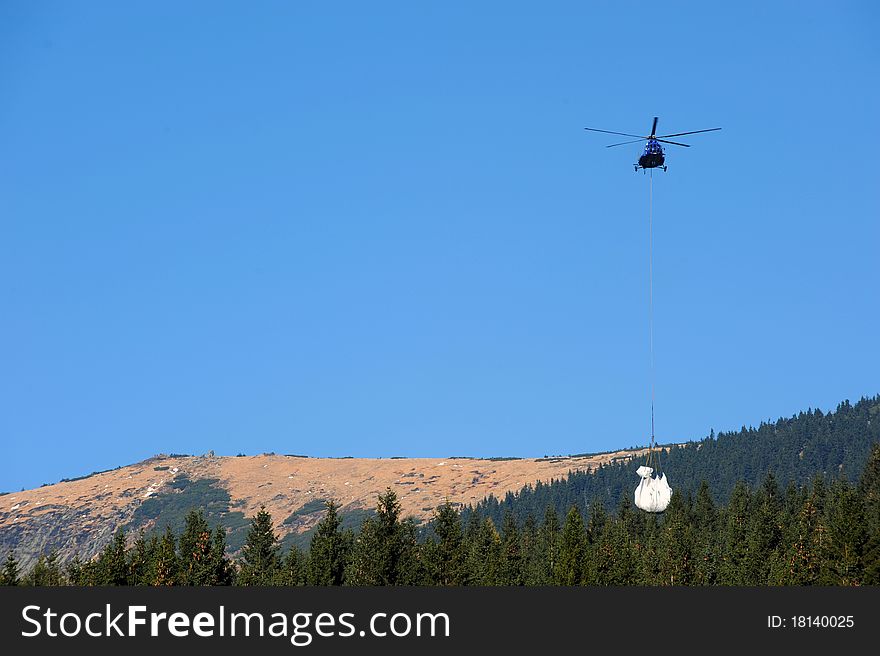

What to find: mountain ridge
left=0, top=448, right=649, bottom=569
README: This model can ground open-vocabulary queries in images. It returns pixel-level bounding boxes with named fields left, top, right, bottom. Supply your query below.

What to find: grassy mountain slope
left=0, top=449, right=644, bottom=569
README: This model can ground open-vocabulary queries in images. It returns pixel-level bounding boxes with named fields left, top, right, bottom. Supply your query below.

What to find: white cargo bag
left=634, top=465, right=672, bottom=512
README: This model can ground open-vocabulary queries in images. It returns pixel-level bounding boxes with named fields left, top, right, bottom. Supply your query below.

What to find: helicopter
left=584, top=117, right=720, bottom=172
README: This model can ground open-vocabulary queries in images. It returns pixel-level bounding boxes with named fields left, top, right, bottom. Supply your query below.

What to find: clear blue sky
left=2, top=2, right=878, bottom=491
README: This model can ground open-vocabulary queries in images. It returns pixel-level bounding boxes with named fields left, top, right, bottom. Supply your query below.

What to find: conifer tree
left=498, top=511, right=523, bottom=585
left=46, top=550, right=64, bottom=586
left=657, top=491, right=693, bottom=585
left=346, top=488, right=417, bottom=585
left=594, top=494, right=640, bottom=585
left=237, top=507, right=281, bottom=585
left=521, top=514, right=546, bottom=585
left=210, top=526, right=234, bottom=585
left=555, top=507, right=587, bottom=585
left=860, top=444, right=880, bottom=529
left=346, top=517, right=380, bottom=585
left=777, top=487, right=822, bottom=585
left=25, top=551, right=65, bottom=586
left=782, top=481, right=806, bottom=522
left=820, top=482, right=867, bottom=585
left=587, top=499, right=608, bottom=545
left=428, top=501, right=465, bottom=586
left=638, top=515, right=661, bottom=585
left=719, top=481, right=751, bottom=584
left=372, top=488, right=405, bottom=584
left=307, top=500, right=349, bottom=585
left=461, top=512, right=480, bottom=584
left=64, top=555, right=89, bottom=586
left=692, top=481, right=719, bottom=585
left=538, top=506, right=560, bottom=584
left=179, top=509, right=213, bottom=585
left=858, top=444, right=880, bottom=584
left=1, top=552, right=20, bottom=586
left=279, top=545, right=307, bottom=586
left=127, top=532, right=151, bottom=586
left=595, top=518, right=636, bottom=585
left=176, top=509, right=232, bottom=585
left=862, top=528, right=880, bottom=585
left=463, top=515, right=501, bottom=585
left=151, top=526, right=179, bottom=586
left=396, top=518, right=426, bottom=585
left=810, top=474, right=828, bottom=514
left=619, top=493, right=647, bottom=552
left=97, top=530, right=129, bottom=585
left=745, top=473, right=782, bottom=584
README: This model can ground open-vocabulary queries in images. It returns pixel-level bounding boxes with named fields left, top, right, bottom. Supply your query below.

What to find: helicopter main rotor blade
left=656, top=127, right=721, bottom=138
left=655, top=138, right=691, bottom=147
left=650, top=117, right=658, bottom=137
left=584, top=127, right=646, bottom=139
left=606, top=138, right=646, bottom=148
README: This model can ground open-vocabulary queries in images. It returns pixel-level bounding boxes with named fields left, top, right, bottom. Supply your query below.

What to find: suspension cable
left=648, top=168, right=656, bottom=464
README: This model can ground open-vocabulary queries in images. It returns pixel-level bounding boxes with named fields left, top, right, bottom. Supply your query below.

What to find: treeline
left=3, top=444, right=879, bottom=586
left=470, top=396, right=880, bottom=529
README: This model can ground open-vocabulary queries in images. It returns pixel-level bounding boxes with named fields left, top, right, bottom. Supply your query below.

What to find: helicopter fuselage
left=636, top=138, right=666, bottom=171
